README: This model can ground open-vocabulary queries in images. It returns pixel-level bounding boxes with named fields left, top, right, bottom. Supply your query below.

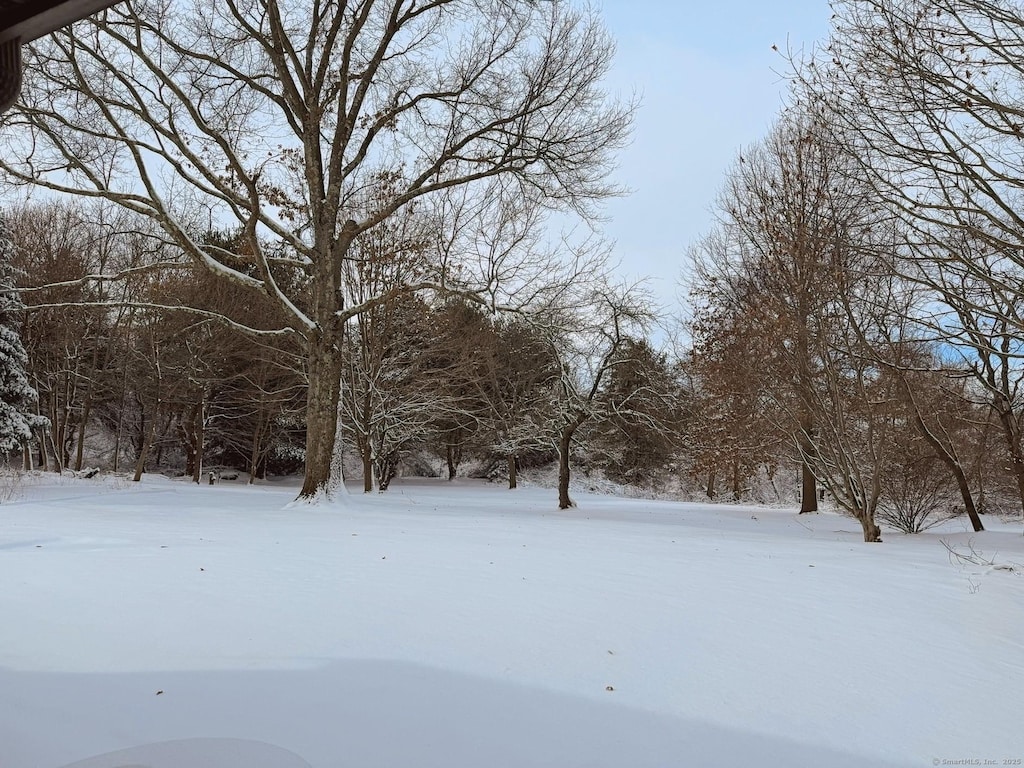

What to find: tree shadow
left=1, top=659, right=916, bottom=768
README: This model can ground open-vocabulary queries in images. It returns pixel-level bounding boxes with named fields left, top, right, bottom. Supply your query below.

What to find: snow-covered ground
left=1, top=473, right=1022, bottom=768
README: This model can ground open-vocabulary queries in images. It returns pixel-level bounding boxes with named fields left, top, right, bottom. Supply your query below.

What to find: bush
left=879, top=462, right=954, bottom=533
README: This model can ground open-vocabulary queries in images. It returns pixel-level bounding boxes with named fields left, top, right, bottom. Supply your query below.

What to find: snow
left=1, top=473, right=1022, bottom=768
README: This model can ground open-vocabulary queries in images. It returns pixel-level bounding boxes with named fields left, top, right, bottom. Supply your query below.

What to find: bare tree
left=3, top=200, right=150, bottom=471
left=686, top=284, right=786, bottom=502
left=892, top=363, right=987, bottom=532
left=826, top=262, right=989, bottom=533
left=690, top=111, right=882, bottom=512
left=342, top=290, right=440, bottom=492
left=797, top=0, right=1024, bottom=533
left=546, top=280, right=654, bottom=510
left=802, top=257, right=939, bottom=542
left=810, top=0, right=1024, bottom=274
left=339, top=190, right=437, bottom=492
left=933, top=254, right=1024, bottom=519
left=0, top=0, right=633, bottom=500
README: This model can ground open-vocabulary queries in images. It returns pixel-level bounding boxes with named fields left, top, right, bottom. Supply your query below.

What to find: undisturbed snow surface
left=1, top=474, right=1022, bottom=767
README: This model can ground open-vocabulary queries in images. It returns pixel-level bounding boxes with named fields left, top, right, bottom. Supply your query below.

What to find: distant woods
left=0, top=199, right=675, bottom=511
left=688, top=0, right=1024, bottom=539
left=3, top=0, right=1024, bottom=538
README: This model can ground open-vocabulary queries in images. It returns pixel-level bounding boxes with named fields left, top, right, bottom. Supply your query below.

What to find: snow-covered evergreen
left=0, top=230, right=43, bottom=454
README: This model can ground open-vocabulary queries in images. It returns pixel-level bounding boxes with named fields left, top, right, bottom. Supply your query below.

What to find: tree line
left=0, top=197, right=682, bottom=510
left=687, top=0, right=1024, bottom=540
left=2, top=0, right=1024, bottom=539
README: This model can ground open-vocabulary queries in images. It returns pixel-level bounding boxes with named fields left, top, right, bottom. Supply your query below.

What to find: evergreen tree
left=594, top=338, right=679, bottom=486
left=0, top=229, right=44, bottom=454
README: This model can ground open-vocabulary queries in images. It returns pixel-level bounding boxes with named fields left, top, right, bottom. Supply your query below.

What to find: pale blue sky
left=597, top=1, right=833, bottom=308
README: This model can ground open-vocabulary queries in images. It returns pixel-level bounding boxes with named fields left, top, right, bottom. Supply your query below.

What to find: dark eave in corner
left=0, top=0, right=121, bottom=112
left=0, top=0, right=120, bottom=45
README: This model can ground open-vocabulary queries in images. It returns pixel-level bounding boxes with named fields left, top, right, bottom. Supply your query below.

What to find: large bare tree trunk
left=299, top=336, right=343, bottom=500
left=508, top=454, right=518, bottom=490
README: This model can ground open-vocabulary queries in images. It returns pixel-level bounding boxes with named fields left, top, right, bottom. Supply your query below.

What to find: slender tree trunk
left=75, top=394, right=92, bottom=472
left=47, top=426, right=63, bottom=475
left=190, top=393, right=205, bottom=484
left=974, top=416, right=993, bottom=515
left=908, top=408, right=984, bottom=532
left=180, top=406, right=197, bottom=479
left=248, top=414, right=265, bottom=485
left=111, top=316, right=135, bottom=473
left=991, top=395, right=1024, bottom=521
left=800, top=458, right=817, bottom=513
left=30, top=376, right=47, bottom=470
left=706, top=468, right=716, bottom=499
left=132, top=413, right=158, bottom=482
left=249, top=441, right=260, bottom=484
left=112, top=364, right=130, bottom=472
left=447, top=443, right=457, bottom=481
left=361, top=441, right=374, bottom=494
left=732, top=456, right=741, bottom=501
left=357, top=392, right=373, bottom=493
left=376, top=452, right=397, bottom=492
left=155, top=411, right=172, bottom=469
left=951, top=466, right=984, bottom=533
left=57, top=353, right=79, bottom=470
left=508, top=454, right=517, bottom=489
left=558, top=426, right=576, bottom=509
left=858, top=511, right=882, bottom=543
left=797, top=409, right=817, bottom=512
left=328, top=389, right=350, bottom=496
left=35, top=427, right=48, bottom=471
left=797, top=319, right=818, bottom=513
left=51, top=412, right=64, bottom=471
left=74, top=340, right=101, bottom=472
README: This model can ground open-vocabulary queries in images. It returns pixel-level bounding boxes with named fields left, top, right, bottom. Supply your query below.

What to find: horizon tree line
left=3, top=0, right=1024, bottom=539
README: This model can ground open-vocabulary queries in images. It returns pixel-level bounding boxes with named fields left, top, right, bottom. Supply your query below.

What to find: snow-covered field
left=1, top=473, right=1022, bottom=768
